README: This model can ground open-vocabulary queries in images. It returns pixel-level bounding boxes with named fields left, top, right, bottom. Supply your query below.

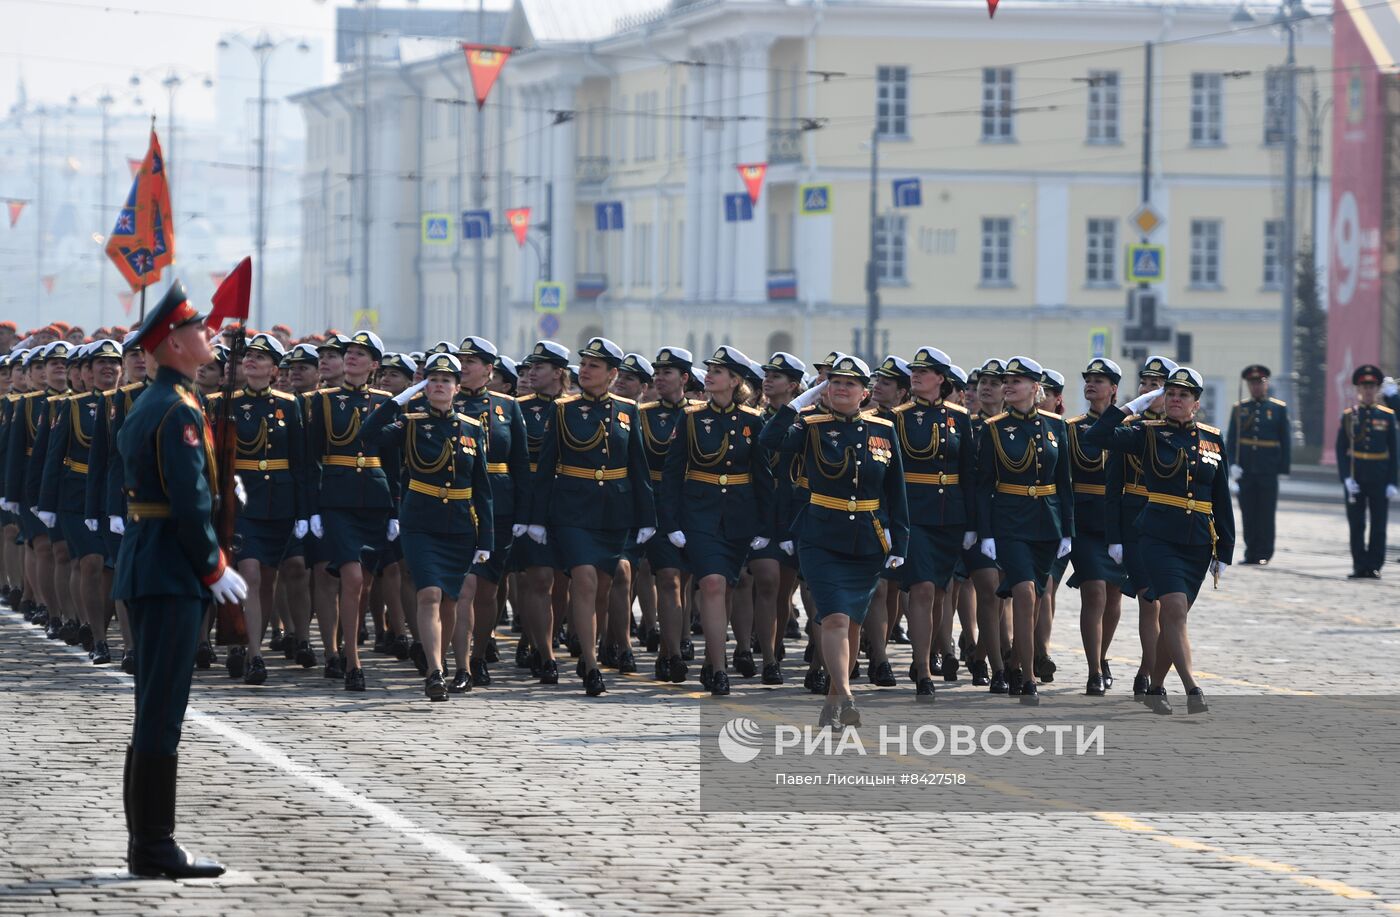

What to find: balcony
left=576, top=156, right=610, bottom=186
left=768, top=128, right=802, bottom=165
left=576, top=273, right=608, bottom=301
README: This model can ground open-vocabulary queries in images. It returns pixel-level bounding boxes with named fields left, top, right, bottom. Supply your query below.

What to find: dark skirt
left=319, top=507, right=391, bottom=572
left=511, top=534, right=560, bottom=572
left=553, top=526, right=627, bottom=575
left=469, top=517, right=514, bottom=584
left=401, top=529, right=473, bottom=594
left=233, top=516, right=293, bottom=567
left=1121, top=540, right=1157, bottom=600
left=960, top=541, right=998, bottom=575
left=60, top=511, right=103, bottom=559
left=1141, top=535, right=1213, bottom=606
left=895, top=523, right=962, bottom=590
left=645, top=534, right=688, bottom=573
left=1050, top=551, right=1071, bottom=584
left=996, top=538, right=1056, bottom=597
left=103, top=527, right=121, bottom=570
left=748, top=538, right=798, bottom=571
left=797, top=542, right=883, bottom=624
left=684, top=531, right=750, bottom=585
left=281, top=534, right=306, bottom=562
left=1066, top=533, right=1127, bottom=590
left=369, top=538, right=403, bottom=575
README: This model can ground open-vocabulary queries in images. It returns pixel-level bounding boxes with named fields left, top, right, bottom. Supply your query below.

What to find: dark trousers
left=129, top=596, right=203, bottom=756
left=1237, top=472, right=1279, bottom=561
left=1345, top=484, right=1390, bottom=574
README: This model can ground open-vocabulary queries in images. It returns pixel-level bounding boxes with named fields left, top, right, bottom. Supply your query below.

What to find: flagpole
left=139, top=285, right=147, bottom=322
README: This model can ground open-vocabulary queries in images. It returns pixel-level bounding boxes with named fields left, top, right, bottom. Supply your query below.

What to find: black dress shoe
left=775, top=640, right=785, bottom=662
left=653, top=654, right=670, bottom=681
left=91, top=641, right=112, bottom=665
left=121, top=651, right=136, bottom=674
left=566, top=632, right=583, bottom=657
left=409, top=641, right=428, bottom=676
left=484, top=637, right=499, bottom=664
left=680, top=638, right=695, bottom=661
left=1363, top=569, right=1381, bottom=579
left=915, top=677, right=936, bottom=702
left=1020, top=680, right=1040, bottom=705
left=20, top=600, right=36, bottom=621
left=817, top=703, right=838, bottom=728
left=1086, top=673, right=1105, bottom=696
left=515, top=639, right=531, bottom=668
left=282, top=636, right=297, bottom=661
left=907, top=662, right=918, bottom=684
left=785, top=618, right=802, bottom=640
left=733, top=650, right=757, bottom=678
left=194, top=642, right=213, bottom=669
left=539, top=658, right=559, bottom=685
left=226, top=646, right=247, bottom=680
left=699, top=664, right=715, bottom=691
left=1186, top=687, right=1208, bottom=714
left=391, top=635, right=411, bottom=661
left=1008, top=669, right=1024, bottom=696
left=837, top=698, right=861, bottom=727
left=1033, top=654, right=1056, bottom=683
left=448, top=668, right=472, bottom=693
left=45, top=618, right=63, bottom=640
left=425, top=670, right=449, bottom=701
left=1147, top=687, right=1171, bottom=715
left=243, top=656, right=267, bottom=686
left=813, top=671, right=830, bottom=695
left=891, top=624, right=911, bottom=645
left=597, top=642, right=618, bottom=668
left=324, top=655, right=344, bottom=679
left=761, top=662, right=783, bottom=685
left=60, top=618, right=81, bottom=645
left=344, top=667, right=366, bottom=692
left=869, top=660, right=896, bottom=687
left=526, top=649, right=543, bottom=678
left=79, top=624, right=94, bottom=653
left=32, top=604, right=49, bottom=627
left=583, top=667, right=607, bottom=696
left=989, top=671, right=1008, bottom=694
left=1347, top=569, right=1368, bottom=579
left=969, top=659, right=990, bottom=686
left=617, top=650, right=638, bottom=675
left=1132, top=673, right=1150, bottom=697
left=295, top=641, right=316, bottom=668
left=644, top=627, right=660, bottom=653
left=371, top=632, right=388, bottom=654
left=941, top=653, right=959, bottom=682
left=710, top=670, right=731, bottom=696
left=668, top=656, right=689, bottom=684
left=1100, top=659, right=1114, bottom=690
left=471, top=658, right=490, bottom=687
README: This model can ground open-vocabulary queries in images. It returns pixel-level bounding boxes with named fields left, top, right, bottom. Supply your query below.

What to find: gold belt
left=1353, top=450, right=1390, bottom=461
left=905, top=471, right=959, bottom=486
left=809, top=493, right=880, bottom=513
left=127, top=502, right=171, bottom=520
left=557, top=464, right=627, bottom=482
left=685, top=470, right=751, bottom=486
left=996, top=483, right=1057, bottom=498
left=64, top=458, right=89, bottom=475
left=1073, top=483, right=1106, bottom=495
left=529, top=462, right=539, bottom=473
left=1238, top=437, right=1279, bottom=447
left=649, top=470, right=663, bottom=482
left=322, top=455, right=381, bottom=469
left=234, top=458, right=290, bottom=472
left=408, top=479, right=473, bottom=501
left=486, top=462, right=510, bottom=474
left=1147, top=492, right=1212, bottom=515
left=1122, top=483, right=1149, bottom=497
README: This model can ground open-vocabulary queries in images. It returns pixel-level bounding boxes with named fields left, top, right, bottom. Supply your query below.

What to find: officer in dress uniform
left=604, top=351, right=655, bottom=672
left=113, top=282, right=249, bottom=878
left=526, top=337, right=657, bottom=697
left=0, top=351, right=19, bottom=610
left=659, top=346, right=772, bottom=696
left=1087, top=365, right=1233, bottom=715
left=1225, top=365, right=1291, bottom=564
left=1337, top=365, right=1398, bottom=579
left=961, top=358, right=1009, bottom=688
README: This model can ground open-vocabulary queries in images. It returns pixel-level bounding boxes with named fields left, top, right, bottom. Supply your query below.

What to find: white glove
left=526, top=525, right=547, bottom=545
left=1208, top=559, right=1226, bottom=582
left=1229, top=479, right=1240, bottom=496
left=980, top=538, right=997, bottom=561
left=884, top=555, right=905, bottom=569
left=1344, top=478, right=1361, bottom=496
left=0, top=500, right=16, bottom=513
left=791, top=379, right=828, bottom=411
left=1229, top=464, right=1243, bottom=482
left=293, top=519, right=309, bottom=540
left=234, top=474, right=247, bottom=507
left=1382, top=379, right=1398, bottom=398
left=387, top=519, right=400, bottom=541
left=1108, top=543, right=1123, bottom=564
left=473, top=550, right=491, bottom=564
left=636, top=527, right=656, bottom=544
left=1124, top=389, right=1162, bottom=415
left=668, top=531, right=687, bottom=548
left=1388, top=485, right=1398, bottom=500
left=209, top=567, right=249, bottom=605
left=85, top=518, right=99, bottom=532
left=511, top=523, right=527, bottom=538
left=393, top=378, right=430, bottom=406
left=1057, top=537, right=1072, bottom=559
left=779, top=540, right=794, bottom=556
left=750, top=536, right=770, bottom=550
left=36, top=510, right=57, bottom=529
left=310, top=514, right=324, bottom=538
left=108, top=515, right=125, bottom=535
left=962, top=531, right=977, bottom=551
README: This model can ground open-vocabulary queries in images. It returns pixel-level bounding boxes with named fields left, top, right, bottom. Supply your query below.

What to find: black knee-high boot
left=126, top=751, right=224, bottom=879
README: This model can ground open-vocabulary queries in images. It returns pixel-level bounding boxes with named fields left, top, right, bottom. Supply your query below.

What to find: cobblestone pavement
left=0, top=498, right=1397, bottom=915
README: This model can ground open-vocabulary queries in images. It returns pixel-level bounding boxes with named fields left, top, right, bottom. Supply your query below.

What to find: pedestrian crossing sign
left=800, top=184, right=831, bottom=215
left=534, top=281, right=565, bottom=315
left=1126, top=244, right=1164, bottom=283
left=422, top=213, right=452, bottom=245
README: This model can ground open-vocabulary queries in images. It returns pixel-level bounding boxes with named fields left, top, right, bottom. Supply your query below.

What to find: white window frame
left=1262, top=219, right=1284, bottom=289
left=1263, top=68, right=1287, bottom=146
left=980, top=217, right=1013, bottom=285
left=1190, top=73, right=1224, bottom=146
left=981, top=68, right=1015, bottom=142
left=1086, top=70, right=1120, bottom=144
left=875, top=213, right=907, bottom=284
left=1085, top=218, right=1118, bottom=286
left=876, top=65, right=910, bottom=138
left=1190, top=219, right=1223, bottom=288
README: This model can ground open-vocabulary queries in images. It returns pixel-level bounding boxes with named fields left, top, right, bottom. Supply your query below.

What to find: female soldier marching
left=1087, top=365, right=1232, bottom=714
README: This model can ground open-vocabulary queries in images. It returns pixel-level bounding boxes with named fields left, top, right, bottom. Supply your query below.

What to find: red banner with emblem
left=105, top=129, right=175, bottom=291
left=506, top=207, right=530, bottom=247
left=461, top=44, right=512, bottom=110
left=737, top=163, right=767, bottom=204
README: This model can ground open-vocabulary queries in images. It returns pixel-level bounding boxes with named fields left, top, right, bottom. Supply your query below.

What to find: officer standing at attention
left=1225, top=365, right=1291, bottom=565
left=113, top=282, right=249, bottom=878
left=1337, top=365, right=1398, bottom=579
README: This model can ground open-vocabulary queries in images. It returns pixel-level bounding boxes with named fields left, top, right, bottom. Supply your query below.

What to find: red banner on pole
left=127, top=158, right=142, bottom=178
left=41, top=275, right=55, bottom=294
left=461, top=44, right=512, bottom=111
left=118, top=291, right=134, bottom=315
left=5, top=199, right=24, bottom=227
left=737, top=163, right=768, bottom=204
left=105, top=129, right=175, bottom=292
left=207, top=257, right=252, bottom=330
left=987, top=0, right=1000, bottom=17
left=506, top=207, right=530, bottom=247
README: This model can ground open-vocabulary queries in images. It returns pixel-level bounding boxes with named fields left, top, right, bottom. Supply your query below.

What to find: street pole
left=473, top=0, right=486, bottom=335
left=163, top=72, right=181, bottom=218
left=98, top=93, right=112, bottom=325
left=35, top=107, right=46, bottom=324
left=1280, top=6, right=1299, bottom=407
left=863, top=126, right=879, bottom=366
left=361, top=10, right=373, bottom=330
left=255, top=37, right=271, bottom=330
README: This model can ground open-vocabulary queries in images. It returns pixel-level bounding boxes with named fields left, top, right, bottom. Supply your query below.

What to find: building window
left=980, top=217, right=1012, bottom=285
left=1190, top=73, right=1224, bottom=145
left=876, top=66, right=909, bottom=137
left=635, top=91, right=658, bottom=161
left=981, top=68, right=1014, bottom=142
left=1085, top=218, right=1117, bottom=285
left=875, top=214, right=907, bottom=283
left=1086, top=70, right=1120, bottom=143
left=1263, top=68, right=1287, bottom=146
left=1262, top=219, right=1284, bottom=288
left=1190, top=219, right=1222, bottom=287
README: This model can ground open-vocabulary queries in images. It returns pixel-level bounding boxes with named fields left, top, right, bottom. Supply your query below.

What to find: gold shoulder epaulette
left=1377, top=404, right=1395, bottom=415
left=516, top=393, right=538, bottom=403
left=1269, top=397, right=1287, bottom=407
left=891, top=402, right=914, bottom=414
left=1038, top=409, right=1063, bottom=420
left=556, top=394, right=580, bottom=405
left=23, top=390, right=44, bottom=399
left=205, top=391, right=225, bottom=402
left=1066, top=414, right=1087, bottom=424
left=944, top=401, right=968, bottom=414
left=270, top=388, right=297, bottom=401
left=804, top=413, right=835, bottom=425
left=1143, top=419, right=1166, bottom=427
left=455, top=412, right=481, bottom=426
left=1197, top=422, right=1221, bottom=435
left=368, top=387, right=391, bottom=398
left=739, top=404, right=764, bottom=416
left=985, top=411, right=1008, bottom=423
left=685, top=402, right=707, bottom=415
left=798, top=404, right=821, bottom=415
left=638, top=400, right=659, bottom=411
left=609, top=393, right=637, bottom=405
left=120, top=381, right=145, bottom=392
left=403, top=412, right=428, bottom=420
left=861, top=410, right=894, bottom=428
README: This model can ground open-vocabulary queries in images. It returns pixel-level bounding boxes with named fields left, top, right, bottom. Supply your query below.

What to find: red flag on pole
left=206, top=257, right=252, bottom=330
left=461, top=44, right=512, bottom=110
left=506, top=207, right=530, bottom=247
left=127, top=158, right=142, bottom=178
left=737, top=163, right=768, bottom=204
left=210, top=271, right=229, bottom=288
left=41, top=275, right=55, bottom=294
left=105, top=129, right=175, bottom=291
left=5, top=200, right=24, bottom=227
left=118, top=291, right=134, bottom=315
left=986, top=0, right=999, bottom=16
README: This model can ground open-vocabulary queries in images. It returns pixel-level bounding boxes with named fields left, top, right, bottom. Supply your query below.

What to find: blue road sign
left=422, top=213, right=451, bottom=244
left=799, top=184, right=830, bottom=215
left=892, top=177, right=922, bottom=208
left=724, top=193, right=753, bottom=222
left=534, top=281, right=566, bottom=315
left=539, top=313, right=560, bottom=337
left=1126, top=244, right=1165, bottom=283
left=462, top=209, right=492, bottom=240
left=595, top=201, right=624, bottom=232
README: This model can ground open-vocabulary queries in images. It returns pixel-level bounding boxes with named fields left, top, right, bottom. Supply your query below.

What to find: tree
left=1294, top=244, right=1326, bottom=448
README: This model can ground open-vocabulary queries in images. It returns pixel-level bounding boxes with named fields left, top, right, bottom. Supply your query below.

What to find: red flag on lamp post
left=105, top=128, right=174, bottom=291
left=737, top=163, right=768, bottom=204
left=206, top=257, right=252, bottom=330
left=461, top=44, right=512, bottom=110
left=506, top=207, right=530, bottom=247
left=987, top=0, right=1000, bottom=16
left=5, top=199, right=24, bottom=227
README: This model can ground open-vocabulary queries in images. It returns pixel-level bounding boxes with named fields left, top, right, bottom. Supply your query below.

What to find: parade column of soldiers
left=4, top=304, right=1400, bottom=719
